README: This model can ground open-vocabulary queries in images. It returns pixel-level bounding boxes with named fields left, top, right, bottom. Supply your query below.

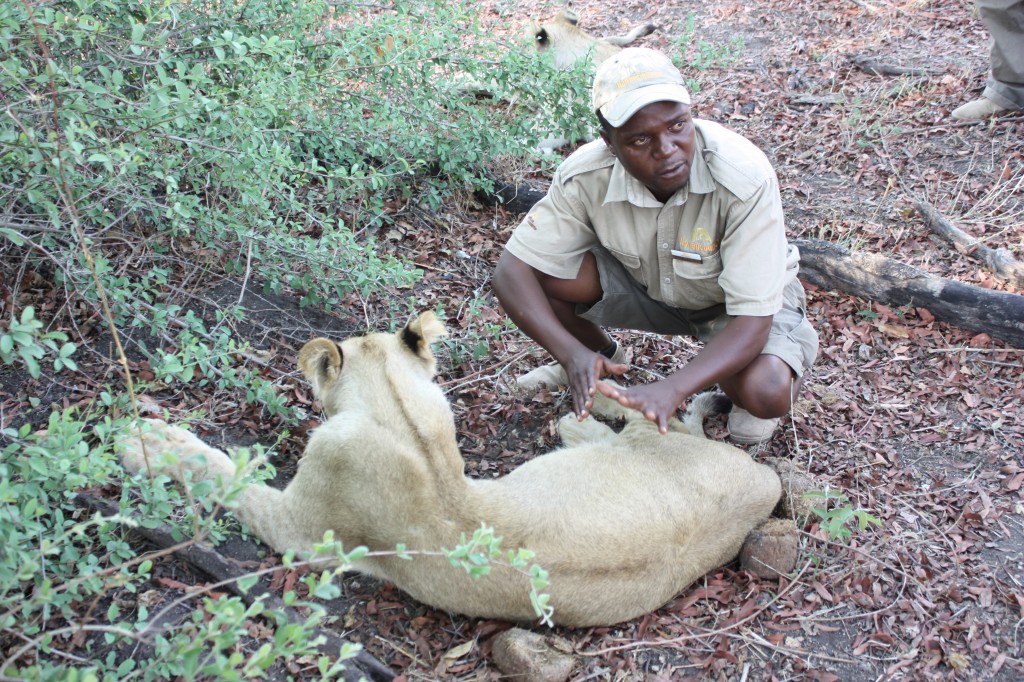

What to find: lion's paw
left=558, top=413, right=616, bottom=447
left=117, top=419, right=232, bottom=481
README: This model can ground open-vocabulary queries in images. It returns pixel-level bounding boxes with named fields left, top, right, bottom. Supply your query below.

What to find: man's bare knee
left=726, top=356, right=799, bottom=418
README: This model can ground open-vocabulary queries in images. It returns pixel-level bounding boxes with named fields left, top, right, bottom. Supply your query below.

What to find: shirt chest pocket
left=671, top=251, right=725, bottom=306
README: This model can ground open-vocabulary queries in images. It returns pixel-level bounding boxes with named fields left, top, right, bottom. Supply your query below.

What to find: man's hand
left=595, top=379, right=685, bottom=434
left=562, top=350, right=628, bottom=419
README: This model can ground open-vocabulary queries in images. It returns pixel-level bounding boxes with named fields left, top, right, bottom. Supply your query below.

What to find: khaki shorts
left=578, top=247, right=819, bottom=377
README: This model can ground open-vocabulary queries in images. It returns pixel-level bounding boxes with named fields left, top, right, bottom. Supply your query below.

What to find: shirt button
left=664, top=277, right=671, bottom=283
left=661, top=243, right=669, bottom=249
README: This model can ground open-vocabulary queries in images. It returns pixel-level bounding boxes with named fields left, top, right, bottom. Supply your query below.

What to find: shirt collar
left=602, top=124, right=715, bottom=207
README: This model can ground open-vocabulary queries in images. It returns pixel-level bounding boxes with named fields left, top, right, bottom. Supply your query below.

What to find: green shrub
left=806, top=489, right=882, bottom=542
left=1, top=0, right=589, bottom=409
left=0, top=0, right=587, bottom=316
left=0, top=406, right=369, bottom=680
left=0, top=306, right=78, bottom=378
left=1, top=0, right=577, bottom=676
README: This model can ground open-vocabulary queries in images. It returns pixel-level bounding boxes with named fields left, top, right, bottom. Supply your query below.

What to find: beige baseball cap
left=592, top=48, right=691, bottom=127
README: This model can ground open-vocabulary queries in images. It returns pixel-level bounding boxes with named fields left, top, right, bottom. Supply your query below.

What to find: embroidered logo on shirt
left=676, top=226, right=720, bottom=254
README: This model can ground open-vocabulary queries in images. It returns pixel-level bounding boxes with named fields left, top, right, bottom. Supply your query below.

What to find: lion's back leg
left=589, top=382, right=695, bottom=434
left=590, top=383, right=730, bottom=438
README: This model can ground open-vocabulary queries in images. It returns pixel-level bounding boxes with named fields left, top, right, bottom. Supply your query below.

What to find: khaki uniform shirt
left=505, top=119, right=799, bottom=317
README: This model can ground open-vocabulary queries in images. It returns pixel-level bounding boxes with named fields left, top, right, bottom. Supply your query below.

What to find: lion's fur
left=525, top=5, right=657, bottom=153
left=528, top=7, right=657, bottom=71
left=119, top=311, right=781, bottom=627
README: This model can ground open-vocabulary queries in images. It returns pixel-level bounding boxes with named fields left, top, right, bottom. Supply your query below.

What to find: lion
left=527, top=4, right=658, bottom=153
left=118, top=311, right=781, bottom=627
left=528, top=4, right=658, bottom=70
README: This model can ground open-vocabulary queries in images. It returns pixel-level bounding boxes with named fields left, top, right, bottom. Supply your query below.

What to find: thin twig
left=578, top=559, right=813, bottom=656
left=237, top=236, right=254, bottom=306
left=898, top=115, right=1024, bottom=135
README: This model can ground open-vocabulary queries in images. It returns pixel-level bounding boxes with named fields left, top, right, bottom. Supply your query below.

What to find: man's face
left=599, top=100, right=695, bottom=203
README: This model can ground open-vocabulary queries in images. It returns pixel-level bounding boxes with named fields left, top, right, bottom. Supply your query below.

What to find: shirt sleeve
left=717, top=173, right=794, bottom=317
left=504, top=173, right=601, bottom=280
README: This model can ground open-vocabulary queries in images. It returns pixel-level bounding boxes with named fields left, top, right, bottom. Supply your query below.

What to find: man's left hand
left=595, top=379, right=685, bottom=434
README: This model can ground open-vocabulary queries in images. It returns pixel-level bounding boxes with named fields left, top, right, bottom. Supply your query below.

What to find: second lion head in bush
left=528, top=4, right=657, bottom=70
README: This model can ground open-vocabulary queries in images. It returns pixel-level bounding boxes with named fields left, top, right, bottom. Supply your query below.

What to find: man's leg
left=718, top=354, right=803, bottom=419
left=702, top=278, right=817, bottom=444
left=534, top=251, right=615, bottom=352
left=981, top=0, right=1024, bottom=109
left=952, top=0, right=1024, bottom=119
left=718, top=356, right=802, bottom=445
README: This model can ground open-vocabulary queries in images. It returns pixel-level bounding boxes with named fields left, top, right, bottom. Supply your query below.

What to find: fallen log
left=77, top=493, right=395, bottom=682
left=794, top=238, right=1024, bottom=346
left=475, top=172, right=547, bottom=214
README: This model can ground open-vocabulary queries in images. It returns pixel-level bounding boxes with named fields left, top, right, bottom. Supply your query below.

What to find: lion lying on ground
left=118, top=311, right=781, bottom=627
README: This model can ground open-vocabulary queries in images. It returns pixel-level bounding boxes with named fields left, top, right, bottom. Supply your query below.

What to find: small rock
left=491, top=628, right=577, bottom=682
left=739, top=518, right=799, bottom=579
left=763, top=457, right=819, bottom=519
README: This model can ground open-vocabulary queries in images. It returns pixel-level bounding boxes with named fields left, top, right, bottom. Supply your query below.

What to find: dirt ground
left=5, top=0, right=1023, bottom=680
left=365, top=2, right=1023, bottom=678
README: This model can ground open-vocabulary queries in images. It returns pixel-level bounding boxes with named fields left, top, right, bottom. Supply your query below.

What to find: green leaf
left=236, top=574, right=259, bottom=594
left=0, top=228, right=26, bottom=246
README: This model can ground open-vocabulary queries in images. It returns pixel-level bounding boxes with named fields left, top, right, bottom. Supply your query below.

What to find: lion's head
left=297, top=311, right=449, bottom=417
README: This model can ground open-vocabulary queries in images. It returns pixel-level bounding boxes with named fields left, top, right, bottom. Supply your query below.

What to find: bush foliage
left=1, top=0, right=587, bottom=677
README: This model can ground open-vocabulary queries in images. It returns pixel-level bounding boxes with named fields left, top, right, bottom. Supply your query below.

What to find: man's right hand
left=562, top=350, right=629, bottom=419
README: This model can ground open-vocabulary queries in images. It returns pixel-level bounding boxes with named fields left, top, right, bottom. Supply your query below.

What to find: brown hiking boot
left=951, top=97, right=1009, bottom=121
left=727, top=407, right=779, bottom=445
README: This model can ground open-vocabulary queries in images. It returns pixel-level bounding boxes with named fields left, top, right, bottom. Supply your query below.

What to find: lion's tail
left=679, top=391, right=732, bottom=439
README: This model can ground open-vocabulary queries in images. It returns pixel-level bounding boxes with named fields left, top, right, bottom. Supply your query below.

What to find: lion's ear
left=297, top=338, right=342, bottom=386
left=401, top=311, right=448, bottom=357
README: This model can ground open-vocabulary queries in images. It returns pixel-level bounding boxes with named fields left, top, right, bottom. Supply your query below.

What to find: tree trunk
left=794, top=238, right=1024, bottom=346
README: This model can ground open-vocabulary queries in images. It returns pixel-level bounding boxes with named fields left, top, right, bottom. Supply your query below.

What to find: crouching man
left=492, top=48, right=818, bottom=444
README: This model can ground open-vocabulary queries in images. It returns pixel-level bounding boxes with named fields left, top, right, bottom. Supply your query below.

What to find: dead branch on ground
left=793, top=238, right=1024, bottom=346
left=848, top=54, right=943, bottom=77
left=914, top=200, right=1024, bottom=289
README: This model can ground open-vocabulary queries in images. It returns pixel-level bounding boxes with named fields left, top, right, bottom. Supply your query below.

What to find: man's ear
left=599, top=128, right=613, bottom=150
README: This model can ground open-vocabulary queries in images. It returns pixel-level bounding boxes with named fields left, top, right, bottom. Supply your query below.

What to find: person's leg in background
left=952, top=0, right=1024, bottom=120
